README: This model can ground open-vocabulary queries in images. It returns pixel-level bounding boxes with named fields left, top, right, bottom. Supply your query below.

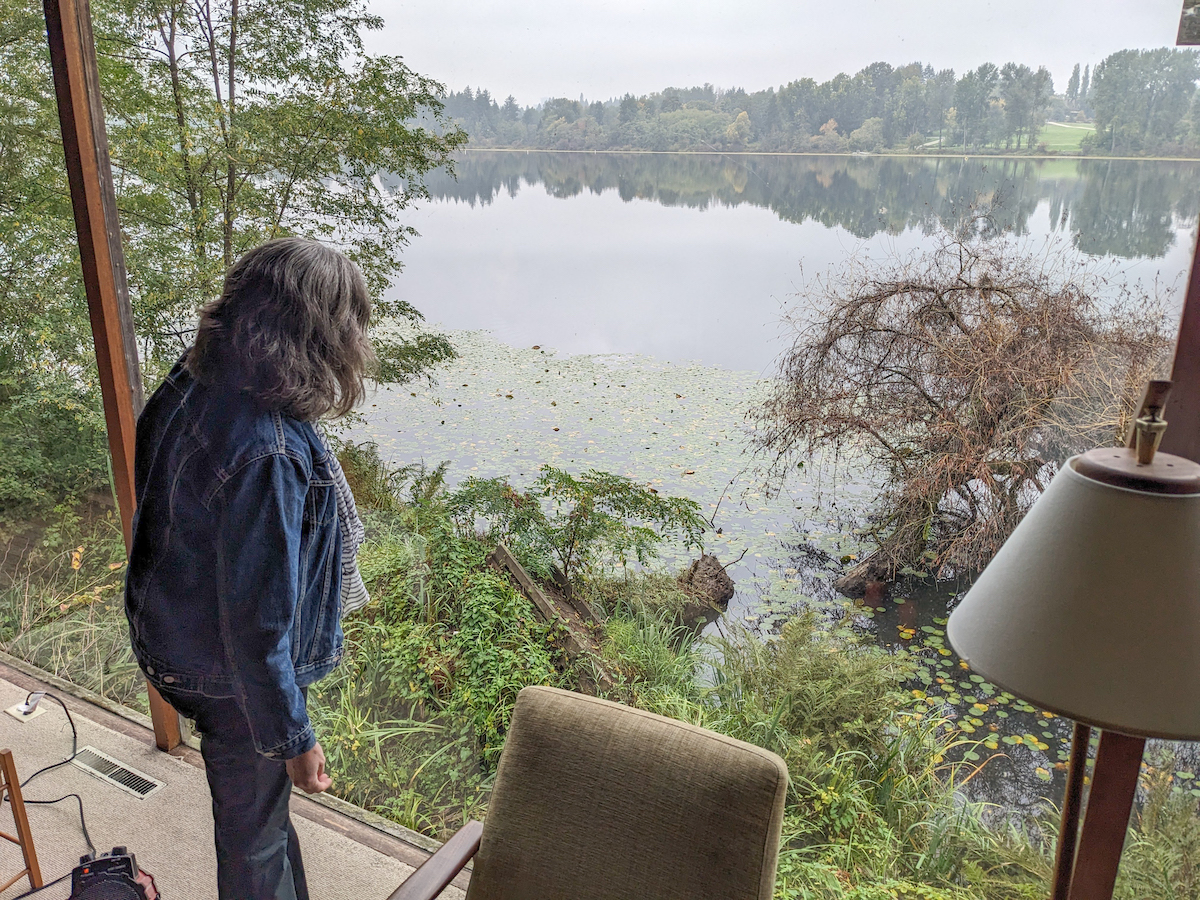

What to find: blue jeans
left=167, top=692, right=310, bottom=900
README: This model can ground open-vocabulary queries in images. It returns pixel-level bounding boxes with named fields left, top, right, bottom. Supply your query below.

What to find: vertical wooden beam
left=43, top=0, right=181, bottom=752
left=1161, top=226, right=1200, bottom=462
left=0, top=749, right=43, bottom=892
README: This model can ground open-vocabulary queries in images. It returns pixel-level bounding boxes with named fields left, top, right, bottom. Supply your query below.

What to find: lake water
left=387, top=151, right=1200, bottom=374
left=361, top=151, right=1200, bottom=814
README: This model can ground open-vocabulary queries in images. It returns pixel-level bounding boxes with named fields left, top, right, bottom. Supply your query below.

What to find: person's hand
left=286, top=741, right=332, bottom=793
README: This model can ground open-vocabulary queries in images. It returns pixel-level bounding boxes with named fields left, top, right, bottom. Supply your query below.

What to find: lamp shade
left=947, top=452, right=1200, bottom=740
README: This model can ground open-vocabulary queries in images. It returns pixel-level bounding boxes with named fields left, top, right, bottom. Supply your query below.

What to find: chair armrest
left=388, top=820, right=483, bottom=900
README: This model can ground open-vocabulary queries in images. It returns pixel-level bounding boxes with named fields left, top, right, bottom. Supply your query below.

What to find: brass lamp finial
left=1129, top=380, right=1172, bottom=465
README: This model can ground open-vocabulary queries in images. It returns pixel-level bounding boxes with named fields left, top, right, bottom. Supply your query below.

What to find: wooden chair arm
left=388, top=820, right=483, bottom=900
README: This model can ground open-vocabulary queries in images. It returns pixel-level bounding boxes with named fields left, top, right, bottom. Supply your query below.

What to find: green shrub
left=0, top=368, right=109, bottom=528
left=448, top=465, right=706, bottom=583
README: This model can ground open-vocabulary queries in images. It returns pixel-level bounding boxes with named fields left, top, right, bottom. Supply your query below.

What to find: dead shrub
left=754, top=222, right=1172, bottom=586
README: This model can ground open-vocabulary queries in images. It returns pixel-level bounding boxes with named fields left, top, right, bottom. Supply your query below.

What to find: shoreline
left=457, top=146, right=1200, bottom=163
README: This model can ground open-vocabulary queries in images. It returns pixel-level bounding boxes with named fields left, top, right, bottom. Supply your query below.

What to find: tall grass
left=0, top=508, right=145, bottom=711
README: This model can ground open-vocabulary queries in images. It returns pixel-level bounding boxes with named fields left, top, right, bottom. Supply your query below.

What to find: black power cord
left=18, top=692, right=81, bottom=787
left=24, top=793, right=95, bottom=856
left=3, top=691, right=99, bottom=889
left=5, top=870, right=71, bottom=899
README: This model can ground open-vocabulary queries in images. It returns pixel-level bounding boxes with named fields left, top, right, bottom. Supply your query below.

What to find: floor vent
left=71, top=747, right=163, bottom=799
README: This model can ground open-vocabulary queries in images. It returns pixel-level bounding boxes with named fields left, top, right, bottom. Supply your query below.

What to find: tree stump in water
left=833, top=552, right=893, bottom=600
left=677, top=554, right=735, bottom=632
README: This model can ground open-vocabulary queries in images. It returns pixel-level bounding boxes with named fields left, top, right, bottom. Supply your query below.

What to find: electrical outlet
left=5, top=703, right=46, bottom=723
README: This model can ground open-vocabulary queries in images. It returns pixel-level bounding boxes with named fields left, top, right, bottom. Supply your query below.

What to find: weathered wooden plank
left=489, top=544, right=562, bottom=625
left=487, top=544, right=614, bottom=693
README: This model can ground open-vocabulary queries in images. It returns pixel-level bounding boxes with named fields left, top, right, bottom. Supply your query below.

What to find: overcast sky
left=363, top=0, right=1188, bottom=106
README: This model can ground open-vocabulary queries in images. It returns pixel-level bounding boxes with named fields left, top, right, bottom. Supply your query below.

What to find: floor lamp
left=948, top=387, right=1200, bottom=900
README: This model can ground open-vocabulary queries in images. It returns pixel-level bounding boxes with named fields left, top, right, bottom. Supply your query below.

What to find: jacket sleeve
left=213, top=453, right=315, bottom=760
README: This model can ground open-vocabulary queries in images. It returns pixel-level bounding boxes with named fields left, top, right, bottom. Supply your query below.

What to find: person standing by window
left=125, top=238, right=373, bottom=899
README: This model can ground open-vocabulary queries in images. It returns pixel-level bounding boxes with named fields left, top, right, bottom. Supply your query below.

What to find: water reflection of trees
left=417, top=152, right=1200, bottom=259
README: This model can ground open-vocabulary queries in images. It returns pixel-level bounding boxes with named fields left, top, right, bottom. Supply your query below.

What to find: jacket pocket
left=303, top=476, right=336, bottom=526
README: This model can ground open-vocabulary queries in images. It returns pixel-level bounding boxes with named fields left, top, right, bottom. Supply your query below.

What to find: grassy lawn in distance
left=1039, top=121, right=1094, bottom=152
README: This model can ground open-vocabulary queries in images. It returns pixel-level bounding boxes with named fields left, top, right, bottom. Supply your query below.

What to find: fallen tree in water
left=754, top=219, right=1172, bottom=594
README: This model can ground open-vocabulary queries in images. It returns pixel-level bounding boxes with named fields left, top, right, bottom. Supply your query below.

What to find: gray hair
left=184, top=238, right=375, bottom=420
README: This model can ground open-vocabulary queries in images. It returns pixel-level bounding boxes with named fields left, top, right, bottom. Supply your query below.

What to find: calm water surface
left=388, top=151, right=1200, bottom=373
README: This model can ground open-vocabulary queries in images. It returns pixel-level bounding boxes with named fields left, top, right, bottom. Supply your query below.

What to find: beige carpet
left=0, top=678, right=464, bottom=899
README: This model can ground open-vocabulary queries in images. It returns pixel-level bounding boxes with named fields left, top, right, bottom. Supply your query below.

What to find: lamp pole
left=1051, top=721, right=1089, bottom=900
left=1053, top=227, right=1200, bottom=900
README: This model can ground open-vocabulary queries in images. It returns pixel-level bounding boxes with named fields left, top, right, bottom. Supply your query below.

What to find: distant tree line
left=443, top=48, right=1200, bottom=156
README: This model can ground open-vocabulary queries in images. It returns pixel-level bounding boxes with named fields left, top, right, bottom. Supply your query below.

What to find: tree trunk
left=223, top=0, right=238, bottom=268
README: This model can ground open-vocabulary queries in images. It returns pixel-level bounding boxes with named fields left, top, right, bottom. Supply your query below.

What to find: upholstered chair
left=389, top=685, right=789, bottom=900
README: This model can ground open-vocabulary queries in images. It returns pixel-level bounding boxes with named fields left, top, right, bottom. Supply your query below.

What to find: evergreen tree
left=619, top=94, right=639, bottom=124
left=1067, top=63, right=1081, bottom=107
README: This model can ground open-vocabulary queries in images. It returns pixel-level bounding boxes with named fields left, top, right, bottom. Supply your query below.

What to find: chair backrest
left=466, top=686, right=788, bottom=900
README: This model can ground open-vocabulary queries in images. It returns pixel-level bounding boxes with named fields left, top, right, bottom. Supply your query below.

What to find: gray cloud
left=364, top=0, right=1185, bottom=104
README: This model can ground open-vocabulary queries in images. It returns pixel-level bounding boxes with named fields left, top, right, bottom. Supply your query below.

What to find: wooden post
left=1161, top=226, right=1200, bottom=462
left=43, top=0, right=181, bottom=752
left=1051, top=722, right=1090, bottom=900
left=0, top=749, right=42, bottom=893
left=1067, top=732, right=1146, bottom=900
left=1061, top=225, right=1200, bottom=899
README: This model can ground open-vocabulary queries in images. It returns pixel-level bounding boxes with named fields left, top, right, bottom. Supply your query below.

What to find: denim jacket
left=125, top=359, right=343, bottom=759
